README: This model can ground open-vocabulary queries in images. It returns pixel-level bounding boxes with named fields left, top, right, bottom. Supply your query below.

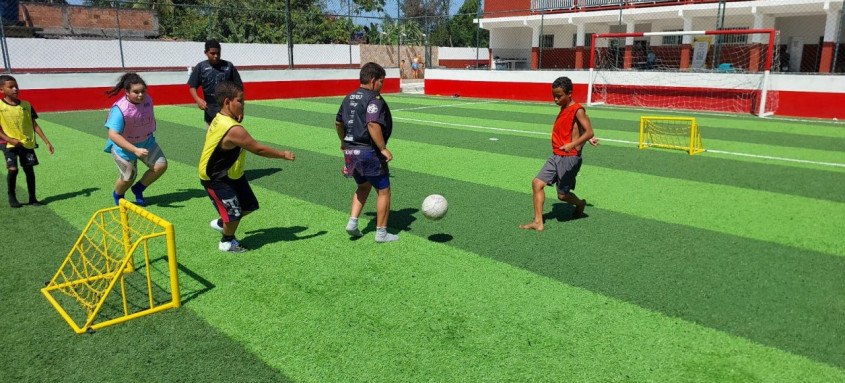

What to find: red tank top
left=551, top=102, right=583, bottom=156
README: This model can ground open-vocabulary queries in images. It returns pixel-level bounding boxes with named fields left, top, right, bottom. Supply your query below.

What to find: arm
left=335, top=120, right=345, bottom=147
left=562, top=109, right=594, bottom=152
left=0, top=127, right=19, bottom=147
left=188, top=87, right=207, bottom=110
left=223, top=125, right=295, bottom=160
left=108, top=129, right=147, bottom=158
left=367, top=122, right=392, bottom=161
left=33, top=122, right=54, bottom=154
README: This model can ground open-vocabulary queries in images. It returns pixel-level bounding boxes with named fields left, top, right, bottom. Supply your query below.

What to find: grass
left=1, top=93, right=843, bottom=382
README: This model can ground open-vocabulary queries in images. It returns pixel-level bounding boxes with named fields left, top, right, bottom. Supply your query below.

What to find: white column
left=752, top=12, right=774, bottom=43
left=625, top=21, right=635, bottom=46
left=825, top=9, right=840, bottom=41
left=682, top=13, right=693, bottom=44
left=576, top=22, right=585, bottom=47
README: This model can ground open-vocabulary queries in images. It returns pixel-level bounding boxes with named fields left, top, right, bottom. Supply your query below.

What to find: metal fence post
left=0, top=15, right=11, bottom=73
left=114, top=1, right=125, bottom=70
left=286, top=0, right=294, bottom=69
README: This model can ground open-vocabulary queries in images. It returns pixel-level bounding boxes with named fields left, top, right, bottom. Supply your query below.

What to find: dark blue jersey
left=336, top=87, right=392, bottom=149
left=187, top=59, right=243, bottom=121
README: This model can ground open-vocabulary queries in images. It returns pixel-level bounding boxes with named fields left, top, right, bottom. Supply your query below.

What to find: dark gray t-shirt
left=187, top=60, right=243, bottom=123
left=336, top=87, right=392, bottom=150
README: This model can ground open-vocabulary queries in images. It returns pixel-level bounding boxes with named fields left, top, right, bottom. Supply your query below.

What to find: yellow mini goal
left=639, top=116, right=705, bottom=155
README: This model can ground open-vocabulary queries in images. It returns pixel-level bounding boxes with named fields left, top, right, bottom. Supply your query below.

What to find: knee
left=7, top=166, right=17, bottom=173
left=532, top=178, right=545, bottom=190
left=557, top=193, right=568, bottom=201
left=156, top=163, right=168, bottom=173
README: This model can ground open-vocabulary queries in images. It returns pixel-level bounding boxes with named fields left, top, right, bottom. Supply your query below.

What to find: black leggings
left=7, top=165, right=36, bottom=199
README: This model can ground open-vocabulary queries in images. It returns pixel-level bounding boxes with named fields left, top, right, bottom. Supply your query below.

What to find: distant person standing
left=188, top=40, right=243, bottom=127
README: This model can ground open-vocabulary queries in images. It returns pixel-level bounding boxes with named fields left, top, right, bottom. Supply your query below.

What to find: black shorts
left=201, top=176, right=259, bottom=223
left=4, top=146, right=39, bottom=168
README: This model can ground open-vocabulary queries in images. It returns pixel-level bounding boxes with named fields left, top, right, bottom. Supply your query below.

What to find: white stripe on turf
left=393, top=116, right=845, bottom=168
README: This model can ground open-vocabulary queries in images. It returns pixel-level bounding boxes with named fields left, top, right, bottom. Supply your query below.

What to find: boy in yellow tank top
left=0, top=75, right=54, bottom=208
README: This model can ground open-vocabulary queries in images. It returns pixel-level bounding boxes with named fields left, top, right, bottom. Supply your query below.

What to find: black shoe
left=29, top=199, right=43, bottom=206
left=10, top=198, right=22, bottom=208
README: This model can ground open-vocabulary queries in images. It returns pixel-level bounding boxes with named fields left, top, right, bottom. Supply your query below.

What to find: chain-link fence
left=0, top=0, right=841, bottom=74
left=0, top=0, right=490, bottom=76
left=483, top=0, right=845, bottom=73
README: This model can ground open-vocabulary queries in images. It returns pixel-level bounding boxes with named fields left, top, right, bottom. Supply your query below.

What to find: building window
left=718, top=27, right=749, bottom=44
left=661, top=30, right=683, bottom=45
left=572, top=33, right=593, bottom=47
left=541, top=34, right=554, bottom=48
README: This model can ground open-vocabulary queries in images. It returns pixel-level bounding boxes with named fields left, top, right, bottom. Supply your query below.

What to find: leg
left=6, top=166, right=21, bottom=208
left=112, top=151, right=136, bottom=205
left=558, top=191, right=587, bottom=218
left=132, top=150, right=168, bottom=206
left=520, top=178, right=547, bottom=231
left=346, top=182, right=372, bottom=237
left=21, top=165, right=39, bottom=205
left=374, top=186, right=398, bottom=242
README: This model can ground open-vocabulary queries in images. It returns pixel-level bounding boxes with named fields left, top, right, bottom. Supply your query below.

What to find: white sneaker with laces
left=219, top=239, right=247, bottom=253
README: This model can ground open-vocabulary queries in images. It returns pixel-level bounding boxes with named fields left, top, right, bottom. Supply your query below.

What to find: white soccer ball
left=421, top=194, right=448, bottom=220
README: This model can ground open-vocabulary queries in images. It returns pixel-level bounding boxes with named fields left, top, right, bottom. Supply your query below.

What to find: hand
left=282, top=150, right=295, bottom=161
left=560, top=143, right=574, bottom=152
left=197, top=99, right=208, bottom=110
left=589, top=137, right=599, bottom=147
left=46, top=143, right=54, bottom=154
left=134, top=148, right=149, bottom=159
left=380, top=148, right=393, bottom=162
left=9, top=138, right=21, bottom=147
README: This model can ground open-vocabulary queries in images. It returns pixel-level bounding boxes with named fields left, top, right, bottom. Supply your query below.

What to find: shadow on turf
left=543, top=202, right=592, bottom=222
left=362, top=207, right=419, bottom=234
left=241, top=226, right=328, bottom=249
left=428, top=233, right=453, bottom=243
left=39, top=187, right=99, bottom=205
left=149, top=188, right=208, bottom=207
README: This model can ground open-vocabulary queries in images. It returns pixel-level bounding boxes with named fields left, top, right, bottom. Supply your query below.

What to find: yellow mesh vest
left=198, top=114, right=247, bottom=181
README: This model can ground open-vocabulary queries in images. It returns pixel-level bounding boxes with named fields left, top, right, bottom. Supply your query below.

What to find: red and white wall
left=424, top=69, right=845, bottom=120
left=14, top=69, right=400, bottom=113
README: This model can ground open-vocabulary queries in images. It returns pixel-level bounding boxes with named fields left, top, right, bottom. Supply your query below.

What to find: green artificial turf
left=1, top=94, right=842, bottom=382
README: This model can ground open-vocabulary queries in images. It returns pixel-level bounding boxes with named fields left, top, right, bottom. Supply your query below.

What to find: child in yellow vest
left=0, top=75, right=54, bottom=208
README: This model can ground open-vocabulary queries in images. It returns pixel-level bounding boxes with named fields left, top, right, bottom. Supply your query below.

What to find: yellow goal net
left=41, top=199, right=180, bottom=334
left=639, top=116, right=705, bottom=155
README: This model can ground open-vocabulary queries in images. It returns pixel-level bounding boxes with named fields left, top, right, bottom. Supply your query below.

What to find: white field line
left=392, top=100, right=499, bottom=112
left=393, top=116, right=845, bottom=168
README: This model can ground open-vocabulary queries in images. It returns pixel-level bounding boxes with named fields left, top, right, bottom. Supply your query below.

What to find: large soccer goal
left=587, top=29, right=778, bottom=116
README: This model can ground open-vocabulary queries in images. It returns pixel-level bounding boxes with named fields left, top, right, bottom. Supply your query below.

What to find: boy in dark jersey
left=199, top=81, right=295, bottom=253
left=520, top=76, right=594, bottom=231
left=336, top=62, right=398, bottom=242
left=188, top=40, right=244, bottom=127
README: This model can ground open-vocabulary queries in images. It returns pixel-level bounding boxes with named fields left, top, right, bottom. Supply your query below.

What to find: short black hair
left=359, top=62, right=386, bottom=84
left=552, top=77, right=573, bottom=94
left=215, top=80, right=243, bottom=106
left=0, top=74, right=16, bottom=87
left=205, top=40, right=221, bottom=52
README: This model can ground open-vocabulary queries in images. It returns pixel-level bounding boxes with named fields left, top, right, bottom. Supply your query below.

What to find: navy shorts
left=343, top=148, right=390, bottom=190
left=536, top=155, right=582, bottom=195
left=4, top=146, right=39, bottom=169
left=201, top=176, right=259, bottom=223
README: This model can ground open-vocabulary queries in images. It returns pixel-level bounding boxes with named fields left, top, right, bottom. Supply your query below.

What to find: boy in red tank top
left=520, top=76, right=595, bottom=231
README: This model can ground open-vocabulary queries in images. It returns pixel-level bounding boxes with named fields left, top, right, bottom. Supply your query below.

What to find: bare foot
left=573, top=199, right=587, bottom=219
left=519, top=222, right=544, bottom=231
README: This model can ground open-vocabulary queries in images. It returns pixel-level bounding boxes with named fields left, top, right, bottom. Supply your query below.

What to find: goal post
left=639, top=116, right=704, bottom=155
left=588, top=29, right=778, bottom=116
left=41, top=199, right=180, bottom=334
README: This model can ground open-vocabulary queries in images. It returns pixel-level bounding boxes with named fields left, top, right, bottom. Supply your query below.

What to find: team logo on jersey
left=367, top=104, right=379, bottom=114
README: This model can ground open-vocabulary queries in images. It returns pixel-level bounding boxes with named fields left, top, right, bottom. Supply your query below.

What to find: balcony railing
left=531, top=0, right=743, bottom=12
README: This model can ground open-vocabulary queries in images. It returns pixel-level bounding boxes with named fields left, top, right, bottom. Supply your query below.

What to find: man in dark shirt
left=335, top=62, right=398, bottom=243
left=188, top=40, right=243, bottom=126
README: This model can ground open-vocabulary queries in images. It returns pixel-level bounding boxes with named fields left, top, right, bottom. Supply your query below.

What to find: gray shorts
left=536, top=155, right=582, bottom=195
left=111, top=143, right=167, bottom=181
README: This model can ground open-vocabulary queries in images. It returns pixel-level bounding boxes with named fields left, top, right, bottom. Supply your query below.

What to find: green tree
left=444, top=0, right=487, bottom=47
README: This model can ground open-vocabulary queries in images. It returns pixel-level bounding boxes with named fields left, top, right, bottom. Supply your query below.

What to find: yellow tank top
left=0, top=100, right=36, bottom=149
left=198, top=113, right=247, bottom=181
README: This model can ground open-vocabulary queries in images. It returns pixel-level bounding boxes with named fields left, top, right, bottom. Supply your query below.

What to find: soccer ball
left=421, top=194, right=448, bottom=220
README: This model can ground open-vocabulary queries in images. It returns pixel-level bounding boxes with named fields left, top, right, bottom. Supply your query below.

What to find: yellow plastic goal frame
left=41, top=199, right=180, bottom=334
left=639, top=116, right=705, bottom=155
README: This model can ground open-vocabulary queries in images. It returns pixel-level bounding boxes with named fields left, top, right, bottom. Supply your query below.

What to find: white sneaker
left=346, top=224, right=363, bottom=237
left=219, top=239, right=247, bottom=253
left=210, top=219, right=224, bottom=234
left=375, top=231, right=399, bottom=243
